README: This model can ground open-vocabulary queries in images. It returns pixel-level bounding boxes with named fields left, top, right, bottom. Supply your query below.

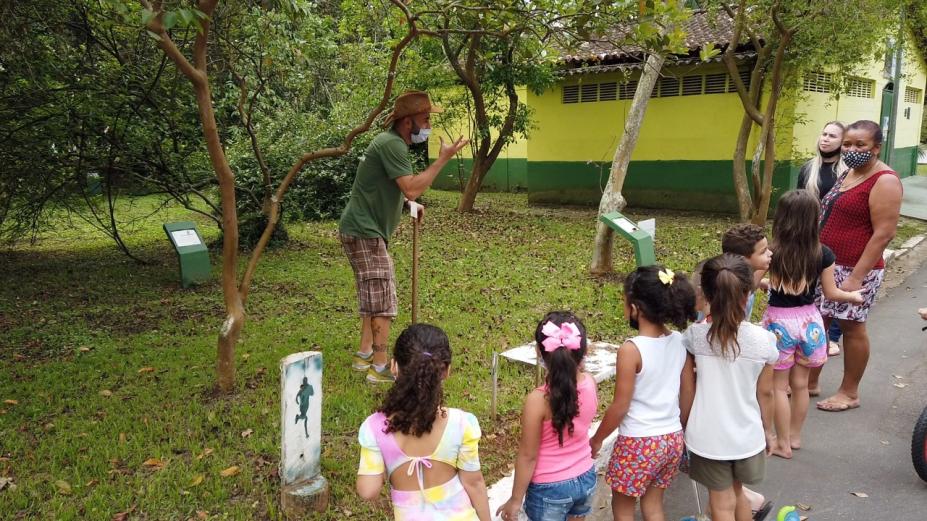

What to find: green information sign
left=599, top=211, right=656, bottom=267
left=163, top=221, right=210, bottom=288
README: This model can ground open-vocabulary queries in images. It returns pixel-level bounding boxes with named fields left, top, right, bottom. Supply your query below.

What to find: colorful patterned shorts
left=340, top=233, right=398, bottom=317
left=762, top=304, right=827, bottom=370
left=814, top=264, right=883, bottom=323
left=605, top=431, right=684, bottom=498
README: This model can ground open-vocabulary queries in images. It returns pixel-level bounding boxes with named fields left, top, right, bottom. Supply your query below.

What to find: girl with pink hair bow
left=497, top=311, right=597, bottom=521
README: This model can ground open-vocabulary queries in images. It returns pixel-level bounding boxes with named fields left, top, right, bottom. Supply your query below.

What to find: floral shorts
left=762, top=304, right=827, bottom=370
left=605, top=431, right=684, bottom=497
left=815, top=264, right=883, bottom=323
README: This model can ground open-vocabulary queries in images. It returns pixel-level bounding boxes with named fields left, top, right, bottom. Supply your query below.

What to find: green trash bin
left=163, top=221, right=211, bottom=288
left=599, top=211, right=656, bottom=267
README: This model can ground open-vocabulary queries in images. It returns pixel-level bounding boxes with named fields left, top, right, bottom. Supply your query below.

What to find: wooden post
left=280, top=352, right=329, bottom=516
left=491, top=352, right=499, bottom=421
left=411, top=215, right=420, bottom=323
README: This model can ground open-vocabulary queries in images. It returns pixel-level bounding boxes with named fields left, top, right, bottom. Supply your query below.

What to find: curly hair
left=535, top=311, right=587, bottom=447
left=378, top=323, right=451, bottom=436
left=623, top=265, right=697, bottom=330
left=721, top=223, right=766, bottom=258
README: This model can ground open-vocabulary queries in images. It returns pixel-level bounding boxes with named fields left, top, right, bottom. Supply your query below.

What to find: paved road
left=587, top=256, right=927, bottom=520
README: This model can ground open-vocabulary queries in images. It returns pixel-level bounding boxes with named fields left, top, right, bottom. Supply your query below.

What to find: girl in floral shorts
left=589, top=265, right=697, bottom=520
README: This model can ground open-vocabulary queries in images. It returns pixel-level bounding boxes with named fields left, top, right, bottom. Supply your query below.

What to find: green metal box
left=163, top=221, right=211, bottom=288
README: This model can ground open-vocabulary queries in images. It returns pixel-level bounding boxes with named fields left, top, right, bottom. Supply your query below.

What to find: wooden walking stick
left=411, top=206, right=420, bottom=324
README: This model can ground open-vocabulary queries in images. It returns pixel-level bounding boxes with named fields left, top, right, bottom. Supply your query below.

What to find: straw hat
left=383, top=90, right=443, bottom=127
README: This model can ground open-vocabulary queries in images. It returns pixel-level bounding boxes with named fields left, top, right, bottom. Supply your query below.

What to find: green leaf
left=698, top=44, right=721, bottom=62
left=141, top=8, right=156, bottom=27
left=163, top=12, right=177, bottom=30
left=145, top=30, right=162, bottom=42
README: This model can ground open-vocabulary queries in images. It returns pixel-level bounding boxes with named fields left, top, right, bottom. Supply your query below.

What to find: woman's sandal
left=827, top=341, right=841, bottom=357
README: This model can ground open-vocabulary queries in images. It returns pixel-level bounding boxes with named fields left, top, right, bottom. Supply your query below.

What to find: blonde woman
left=798, top=121, right=848, bottom=200
left=798, top=121, right=848, bottom=359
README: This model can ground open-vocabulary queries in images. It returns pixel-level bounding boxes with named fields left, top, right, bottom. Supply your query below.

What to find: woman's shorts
left=688, top=450, right=766, bottom=491
left=605, top=431, right=684, bottom=497
left=339, top=233, right=397, bottom=317
left=524, top=466, right=596, bottom=521
left=762, top=304, right=827, bottom=370
left=815, top=264, right=883, bottom=323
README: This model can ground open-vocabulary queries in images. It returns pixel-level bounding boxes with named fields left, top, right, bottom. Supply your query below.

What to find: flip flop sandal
left=827, top=341, right=841, bottom=357
left=753, top=500, right=773, bottom=521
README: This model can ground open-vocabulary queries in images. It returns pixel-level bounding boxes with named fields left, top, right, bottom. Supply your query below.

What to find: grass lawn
left=918, top=163, right=927, bottom=176
left=0, top=190, right=923, bottom=520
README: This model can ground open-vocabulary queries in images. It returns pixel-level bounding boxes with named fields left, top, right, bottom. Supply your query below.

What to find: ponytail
left=700, top=254, right=753, bottom=359
left=623, top=265, right=697, bottom=330
left=378, top=324, right=451, bottom=436
left=535, top=311, right=587, bottom=446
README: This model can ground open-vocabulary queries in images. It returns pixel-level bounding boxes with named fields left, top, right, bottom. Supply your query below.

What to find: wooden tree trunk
left=731, top=112, right=754, bottom=221
left=589, top=52, right=665, bottom=274
left=458, top=158, right=489, bottom=212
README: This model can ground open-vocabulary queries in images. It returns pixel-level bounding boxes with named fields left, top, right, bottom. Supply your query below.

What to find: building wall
left=791, top=29, right=926, bottom=178
left=525, top=63, right=793, bottom=212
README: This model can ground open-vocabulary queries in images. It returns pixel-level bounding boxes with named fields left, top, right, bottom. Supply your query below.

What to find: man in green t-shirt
left=339, top=90, right=468, bottom=383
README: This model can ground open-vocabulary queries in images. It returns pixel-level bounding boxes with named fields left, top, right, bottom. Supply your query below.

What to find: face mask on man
left=843, top=149, right=873, bottom=169
left=410, top=126, right=431, bottom=144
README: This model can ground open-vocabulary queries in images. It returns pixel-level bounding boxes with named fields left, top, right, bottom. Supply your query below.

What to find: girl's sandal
left=827, top=341, right=841, bottom=357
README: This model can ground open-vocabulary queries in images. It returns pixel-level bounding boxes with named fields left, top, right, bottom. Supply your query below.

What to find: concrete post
left=279, top=351, right=329, bottom=516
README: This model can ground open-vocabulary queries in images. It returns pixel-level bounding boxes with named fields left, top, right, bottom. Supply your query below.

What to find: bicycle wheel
left=913, top=405, right=927, bottom=482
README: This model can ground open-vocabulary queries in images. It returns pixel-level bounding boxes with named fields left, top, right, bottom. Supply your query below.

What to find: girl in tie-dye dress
left=356, top=324, right=490, bottom=520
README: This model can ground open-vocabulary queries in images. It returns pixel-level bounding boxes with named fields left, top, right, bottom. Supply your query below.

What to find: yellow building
left=429, top=13, right=926, bottom=212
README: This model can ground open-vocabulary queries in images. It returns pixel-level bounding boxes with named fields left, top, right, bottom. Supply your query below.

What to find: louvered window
left=562, top=85, right=579, bottom=104
left=704, top=73, right=726, bottom=94
left=845, top=77, right=874, bottom=98
left=599, top=82, right=618, bottom=101
left=682, top=75, right=703, bottom=95
left=727, top=69, right=752, bottom=93
left=659, top=77, right=680, bottom=97
left=581, top=83, right=598, bottom=102
left=619, top=80, right=639, bottom=100
left=803, top=72, right=833, bottom=93
left=904, top=86, right=921, bottom=103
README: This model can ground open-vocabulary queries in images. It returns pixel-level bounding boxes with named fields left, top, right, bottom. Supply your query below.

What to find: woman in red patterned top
left=809, top=120, right=903, bottom=412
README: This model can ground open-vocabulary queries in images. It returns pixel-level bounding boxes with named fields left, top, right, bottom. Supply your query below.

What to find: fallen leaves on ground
left=850, top=491, right=869, bottom=498
left=190, top=474, right=204, bottom=487
left=196, top=448, right=213, bottom=460
left=3, top=399, right=17, bottom=405
left=99, top=389, right=113, bottom=397
left=55, top=479, right=72, bottom=495
left=241, top=429, right=253, bottom=438
left=143, top=458, right=165, bottom=470
left=220, top=465, right=240, bottom=477
left=138, top=367, right=156, bottom=374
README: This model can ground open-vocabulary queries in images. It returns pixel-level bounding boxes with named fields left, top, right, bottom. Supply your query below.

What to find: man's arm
left=395, top=136, right=468, bottom=200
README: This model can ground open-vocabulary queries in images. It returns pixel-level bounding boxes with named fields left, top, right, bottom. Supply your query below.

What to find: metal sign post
left=599, top=211, right=656, bottom=267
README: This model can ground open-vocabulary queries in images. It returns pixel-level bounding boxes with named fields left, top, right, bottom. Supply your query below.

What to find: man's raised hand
left=438, top=135, right=469, bottom=162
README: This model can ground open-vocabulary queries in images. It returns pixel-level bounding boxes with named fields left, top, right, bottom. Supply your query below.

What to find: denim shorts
left=524, top=466, right=597, bottom=521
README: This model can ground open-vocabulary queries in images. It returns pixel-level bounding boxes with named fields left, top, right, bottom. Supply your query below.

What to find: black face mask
left=819, top=147, right=841, bottom=159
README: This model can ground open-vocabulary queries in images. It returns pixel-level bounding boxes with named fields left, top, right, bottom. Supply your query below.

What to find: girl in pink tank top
left=497, top=311, right=598, bottom=521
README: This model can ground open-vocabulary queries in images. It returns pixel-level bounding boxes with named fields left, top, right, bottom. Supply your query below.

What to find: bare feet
left=808, top=386, right=821, bottom=397
left=816, top=394, right=860, bottom=412
left=770, top=439, right=793, bottom=459
left=919, top=307, right=927, bottom=321
left=790, top=436, right=801, bottom=450
left=827, top=340, right=840, bottom=357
